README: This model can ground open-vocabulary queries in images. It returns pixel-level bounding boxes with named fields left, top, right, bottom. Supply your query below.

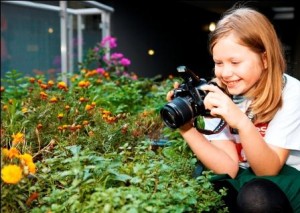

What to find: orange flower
left=79, top=97, right=87, bottom=103
left=0, top=86, right=5, bottom=92
left=40, top=91, right=48, bottom=100
left=1, top=164, right=23, bottom=184
left=29, top=77, right=35, bottom=83
left=39, top=83, right=48, bottom=90
left=12, top=132, right=25, bottom=145
left=27, top=162, right=36, bottom=175
left=82, top=120, right=89, bottom=126
left=78, top=80, right=90, bottom=88
left=2, top=147, right=20, bottom=159
left=37, top=123, right=43, bottom=130
left=65, top=105, right=70, bottom=111
left=57, top=81, right=68, bottom=91
left=85, top=104, right=93, bottom=111
left=47, top=80, right=54, bottom=87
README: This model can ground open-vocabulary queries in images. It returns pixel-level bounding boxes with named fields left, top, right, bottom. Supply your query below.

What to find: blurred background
left=1, top=1, right=299, bottom=80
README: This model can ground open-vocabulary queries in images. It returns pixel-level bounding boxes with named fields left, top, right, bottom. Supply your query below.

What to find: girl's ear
left=262, top=52, right=268, bottom=69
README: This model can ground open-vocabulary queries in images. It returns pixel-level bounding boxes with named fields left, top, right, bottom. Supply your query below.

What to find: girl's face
left=212, top=33, right=266, bottom=95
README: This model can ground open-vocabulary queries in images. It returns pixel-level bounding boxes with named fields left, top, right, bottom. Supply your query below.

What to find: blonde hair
left=208, top=6, right=286, bottom=123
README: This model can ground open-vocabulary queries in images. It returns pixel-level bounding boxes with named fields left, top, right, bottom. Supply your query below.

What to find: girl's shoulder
left=284, top=73, right=300, bottom=88
left=283, top=74, right=300, bottom=98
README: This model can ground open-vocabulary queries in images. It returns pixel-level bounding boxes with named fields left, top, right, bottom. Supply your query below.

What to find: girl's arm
left=179, top=123, right=240, bottom=178
left=236, top=116, right=290, bottom=176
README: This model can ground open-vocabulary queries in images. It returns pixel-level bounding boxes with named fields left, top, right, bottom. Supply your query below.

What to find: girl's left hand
left=201, top=84, right=247, bottom=129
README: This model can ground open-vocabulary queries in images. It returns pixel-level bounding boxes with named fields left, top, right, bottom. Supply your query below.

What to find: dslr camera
left=160, top=66, right=226, bottom=134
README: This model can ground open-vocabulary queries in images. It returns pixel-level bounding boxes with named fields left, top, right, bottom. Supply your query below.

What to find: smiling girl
left=166, top=5, right=300, bottom=212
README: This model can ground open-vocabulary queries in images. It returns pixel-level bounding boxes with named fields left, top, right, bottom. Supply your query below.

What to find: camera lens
left=160, top=97, right=194, bottom=129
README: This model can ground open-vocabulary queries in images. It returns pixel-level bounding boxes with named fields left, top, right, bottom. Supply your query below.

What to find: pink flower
left=120, top=58, right=131, bottom=66
left=111, top=53, right=123, bottom=60
left=100, top=36, right=117, bottom=48
left=96, top=68, right=105, bottom=74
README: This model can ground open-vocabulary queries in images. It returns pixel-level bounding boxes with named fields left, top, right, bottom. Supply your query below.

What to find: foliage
left=1, top=36, right=228, bottom=212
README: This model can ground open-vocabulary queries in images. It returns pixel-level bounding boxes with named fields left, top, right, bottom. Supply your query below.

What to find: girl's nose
left=221, top=65, right=233, bottom=78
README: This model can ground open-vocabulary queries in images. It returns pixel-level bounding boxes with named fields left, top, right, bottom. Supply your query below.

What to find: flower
left=12, top=132, right=25, bottom=145
left=40, top=92, right=48, bottom=100
left=57, top=82, right=68, bottom=91
left=100, top=36, right=117, bottom=48
left=1, top=164, right=23, bottom=184
left=2, top=147, right=20, bottom=159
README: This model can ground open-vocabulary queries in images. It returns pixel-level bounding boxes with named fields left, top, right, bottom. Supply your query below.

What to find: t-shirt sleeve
left=264, top=75, right=300, bottom=150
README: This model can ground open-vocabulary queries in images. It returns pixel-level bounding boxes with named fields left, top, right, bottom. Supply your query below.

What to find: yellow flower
left=57, top=113, right=64, bottom=120
left=19, top=153, right=33, bottom=165
left=12, top=132, right=25, bottom=145
left=57, top=81, right=68, bottom=91
left=1, top=164, right=23, bottom=184
left=49, top=97, right=58, bottom=103
left=22, top=107, right=28, bottom=113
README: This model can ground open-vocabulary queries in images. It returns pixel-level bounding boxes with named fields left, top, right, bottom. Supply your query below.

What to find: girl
left=167, top=6, right=300, bottom=212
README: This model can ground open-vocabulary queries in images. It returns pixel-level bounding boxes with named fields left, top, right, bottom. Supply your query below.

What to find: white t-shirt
left=204, top=74, right=300, bottom=170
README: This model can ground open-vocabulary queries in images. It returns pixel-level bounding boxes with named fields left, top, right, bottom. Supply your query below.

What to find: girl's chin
left=227, top=88, right=243, bottom=96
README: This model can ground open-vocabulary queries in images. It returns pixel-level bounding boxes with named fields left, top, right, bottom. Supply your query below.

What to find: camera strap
left=193, top=117, right=227, bottom=135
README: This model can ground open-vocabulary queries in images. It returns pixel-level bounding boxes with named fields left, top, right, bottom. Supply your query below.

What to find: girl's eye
left=232, top=61, right=240, bottom=65
left=214, top=62, right=222, bottom=65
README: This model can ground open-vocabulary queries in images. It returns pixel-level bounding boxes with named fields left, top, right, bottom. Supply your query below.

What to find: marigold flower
left=19, top=153, right=33, bottom=165
left=1, top=164, right=23, bottom=184
left=85, top=104, right=93, bottom=111
left=57, top=113, right=64, bottom=120
left=29, top=77, right=35, bottom=83
left=12, top=132, right=25, bottom=145
left=62, top=124, right=69, bottom=130
left=57, top=81, right=68, bottom=91
left=22, top=107, right=28, bottom=113
left=65, top=105, right=70, bottom=111
left=47, top=80, right=54, bottom=87
left=78, top=80, right=90, bottom=88
left=49, top=97, right=58, bottom=103
left=2, top=147, right=20, bottom=159
left=85, top=70, right=98, bottom=77
left=27, top=162, right=36, bottom=174
left=82, top=120, right=89, bottom=126
left=37, top=123, right=43, bottom=130
left=0, top=86, right=5, bottom=92
left=9, top=99, right=13, bottom=104
left=40, top=91, right=48, bottom=100
left=79, top=97, right=86, bottom=103
left=2, top=105, right=8, bottom=111
left=39, top=83, right=48, bottom=90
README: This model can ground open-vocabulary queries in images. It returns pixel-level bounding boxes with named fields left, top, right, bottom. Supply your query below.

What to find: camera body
left=160, top=66, right=215, bottom=129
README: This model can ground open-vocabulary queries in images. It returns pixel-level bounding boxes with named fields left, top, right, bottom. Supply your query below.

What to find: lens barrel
left=160, top=97, right=194, bottom=129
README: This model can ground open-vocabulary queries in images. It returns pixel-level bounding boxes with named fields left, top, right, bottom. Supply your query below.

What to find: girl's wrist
left=179, top=122, right=194, bottom=134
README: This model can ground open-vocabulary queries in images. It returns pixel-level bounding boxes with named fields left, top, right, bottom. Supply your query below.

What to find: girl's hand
left=201, top=84, right=248, bottom=129
left=166, top=82, right=180, bottom=101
